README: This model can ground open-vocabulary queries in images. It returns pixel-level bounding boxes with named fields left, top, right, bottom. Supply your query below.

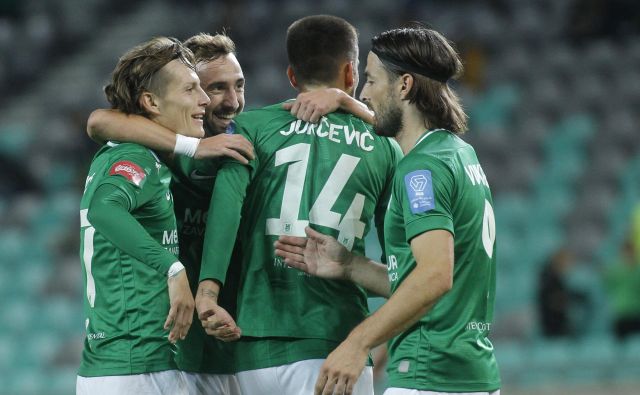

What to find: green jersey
left=78, top=143, right=179, bottom=377
left=201, top=103, right=400, bottom=369
left=384, top=129, right=500, bottom=391
left=170, top=154, right=238, bottom=374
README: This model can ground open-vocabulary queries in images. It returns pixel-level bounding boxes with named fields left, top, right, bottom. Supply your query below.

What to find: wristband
left=174, top=134, right=200, bottom=157
left=168, top=261, right=185, bottom=278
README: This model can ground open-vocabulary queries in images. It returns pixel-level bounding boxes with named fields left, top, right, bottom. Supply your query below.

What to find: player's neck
left=396, top=106, right=430, bottom=154
left=300, top=80, right=350, bottom=95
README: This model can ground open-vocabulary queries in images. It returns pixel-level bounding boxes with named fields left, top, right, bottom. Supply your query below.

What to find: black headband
left=371, top=47, right=449, bottom=84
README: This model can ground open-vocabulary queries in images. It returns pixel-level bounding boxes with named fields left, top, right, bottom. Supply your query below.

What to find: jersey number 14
left=266, top=143, right=366, bottom=250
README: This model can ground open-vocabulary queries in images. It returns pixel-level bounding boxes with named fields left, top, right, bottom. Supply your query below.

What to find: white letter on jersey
left=359, top=131, right=374, bottom=152
left=465, top=164, right=489, bottom=188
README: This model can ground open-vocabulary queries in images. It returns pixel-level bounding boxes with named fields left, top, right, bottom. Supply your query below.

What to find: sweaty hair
left=286, top=15, right=358, bottom=87
left=104, top=37, right=195, bottom=115
left=183, top=32, right=236, bottom=64
left=371, top=27, right=468, bottom=134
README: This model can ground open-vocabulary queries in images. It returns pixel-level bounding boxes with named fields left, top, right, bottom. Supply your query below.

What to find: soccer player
left=77, top=37, right=208, bottom=395
left=86, top=33, right=249, bottom=394
left=276, top=26, right=501, bottom=395
left=196, top=15, right=401, bottom=395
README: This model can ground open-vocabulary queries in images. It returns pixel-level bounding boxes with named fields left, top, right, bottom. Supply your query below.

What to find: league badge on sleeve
left=109, top=161, right=146, bottom=187
left=404, top=170, right=435, bottom=214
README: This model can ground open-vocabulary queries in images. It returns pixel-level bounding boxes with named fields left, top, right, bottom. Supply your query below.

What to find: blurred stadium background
left=2, top=0, right=640, bottom=393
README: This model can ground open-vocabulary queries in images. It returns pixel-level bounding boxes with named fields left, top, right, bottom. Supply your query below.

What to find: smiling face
left=359, top=51, right=403, bottom=138
left=151, top=59, right=210, bottom=138
left=197, top=53, right=245, bottom=134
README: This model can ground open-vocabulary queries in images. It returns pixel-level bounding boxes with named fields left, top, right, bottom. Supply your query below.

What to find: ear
left=343, top=61, right=355, bottom=90
left=286, top=66, right=298, bottom=89
left=139, top=91, right=161, bottom=116
left=398, top=73, right=414, bottom=100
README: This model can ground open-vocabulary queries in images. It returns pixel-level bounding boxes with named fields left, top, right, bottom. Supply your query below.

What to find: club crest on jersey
left=109, top=161, right=146, bottom=187
left=404, top=170, right=435, bottom=214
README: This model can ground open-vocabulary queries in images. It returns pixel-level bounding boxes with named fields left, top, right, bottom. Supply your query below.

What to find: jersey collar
left=414, top=128, right=447, bottom=147
left=106, top=140, right=161, bottom=163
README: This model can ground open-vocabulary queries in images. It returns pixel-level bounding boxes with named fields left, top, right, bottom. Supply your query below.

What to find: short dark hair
left=183, top=33, right=236, bottom=64
left=372, top=27, right=468, bottom=134
left=104, top=37, right=195, bottom=115
left=286, top=15, right=358, bottom=87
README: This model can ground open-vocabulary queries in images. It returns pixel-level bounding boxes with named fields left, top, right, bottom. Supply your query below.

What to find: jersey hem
left=386, top=377, right=501, bottom=392
left=405, top=214, right=454, bottom=243
left=175, top=364, right=235, bottom=375
left=233, top=337, right=339, bottom=371
left=78, top=362, right=178, bottom=377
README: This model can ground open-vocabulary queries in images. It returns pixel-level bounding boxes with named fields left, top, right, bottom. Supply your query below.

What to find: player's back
left=231, top=102, right=400, bottom=340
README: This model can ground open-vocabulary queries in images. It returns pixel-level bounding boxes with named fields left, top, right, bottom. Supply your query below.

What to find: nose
left=358, top=86, right=369, bottom=103
left=222, top=88, right=239, bottom=110
left=198, top=86, right=210, bottom=107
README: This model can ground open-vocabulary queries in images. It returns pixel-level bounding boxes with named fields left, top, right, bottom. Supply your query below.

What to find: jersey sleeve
left=199, top=161, right=251, bottom=283
left=198, top=116, right=258, bottom=283
left=87, top=183, right=177, bottom=274
left=396, top=154, right=456, bottom=243
left=375, top=138, right=405, bottom=261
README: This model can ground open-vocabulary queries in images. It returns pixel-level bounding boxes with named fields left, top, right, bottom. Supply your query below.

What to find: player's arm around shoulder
left=194, top=152, right=251, bottom=342
left=86, top=108, right=177, bottom=151
left=283, top=88, right=375, bottom=124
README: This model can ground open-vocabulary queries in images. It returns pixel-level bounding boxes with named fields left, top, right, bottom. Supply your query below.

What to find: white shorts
left=180, top=371, right=242, bottom=395
left=76, top=370, right=186, bottom=395
left=236, top=359, right=374, bottom=395
left=384, top=388, right=501, bottom=395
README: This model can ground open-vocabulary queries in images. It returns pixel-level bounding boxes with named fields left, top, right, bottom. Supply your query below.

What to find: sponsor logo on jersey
left=273, top=256, right=301, bottom=273
left=466, top=321, right=492, bottom=332
left=190, top=169, right=216, bottom=180
left=181, top=208, right=207, bottom=236
left=84, top=173, right=95, bottom=192
left=404, top=170, right=435, bottom=214
left=87, top=332, right=106, bottom=340
left=163, top=229, right=178, bottom=244
left=184, top=208, right=207, bottom=224
left=109, top=161, right=146, bottom=187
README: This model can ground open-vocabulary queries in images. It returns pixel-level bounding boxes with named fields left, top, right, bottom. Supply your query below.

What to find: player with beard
left=86, top=33, right=249, bottom=395
left=196, top=15, right=402, bottom=395
left=85, top=31, right=374, bottom=394
left=276, top=26, right=501, bottom=395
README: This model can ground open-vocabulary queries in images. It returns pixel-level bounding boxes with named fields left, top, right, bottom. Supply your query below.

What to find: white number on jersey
left=482, top=200, right=496, bottom=258
left=80, top=209, right=97, bottom=308
left=266, top=143, right=366, bottom=250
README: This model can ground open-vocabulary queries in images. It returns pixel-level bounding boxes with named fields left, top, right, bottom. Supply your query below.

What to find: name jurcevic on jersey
left=279, top=116, right=375, bottom=152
